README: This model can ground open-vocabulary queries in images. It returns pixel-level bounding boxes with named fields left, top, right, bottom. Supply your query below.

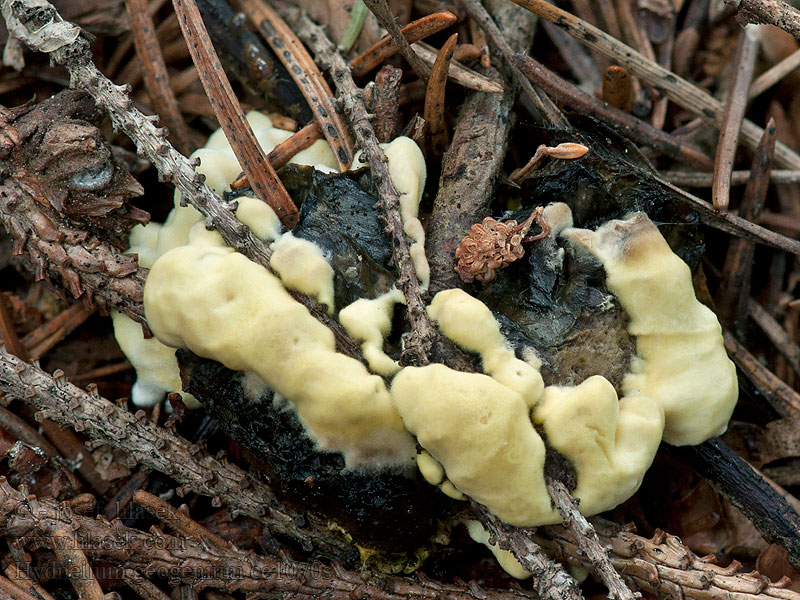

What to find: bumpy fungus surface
left=533, top=375, right=664, bottom=516
left=119, top=110, right=738, bottom=569
left=565, top=213, right=738, bottom=445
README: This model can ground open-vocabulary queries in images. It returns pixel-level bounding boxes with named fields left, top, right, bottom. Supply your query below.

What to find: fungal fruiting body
left=565, top=213, right=738, bottom=445
left=112, top=112, right=337, bottom=408
left=120, top=110, right=737, bottom=561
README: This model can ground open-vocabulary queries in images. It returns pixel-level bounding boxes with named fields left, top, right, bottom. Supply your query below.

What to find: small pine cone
left=454, top=208, right=549, bottom=283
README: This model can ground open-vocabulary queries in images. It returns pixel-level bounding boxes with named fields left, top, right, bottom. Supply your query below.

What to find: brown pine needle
left=362, top=0, right=430, bottom=81
left=231, top=121, right=324, bottom=191
left=424, top=33, right=457, bottom=157
left=126, top=0, right=191, bottom=155
left=236, top=0, right=354, bottom=171
left=712, top=25, right=759, bottom=212
left=412, top=42, right=504, bottom=92
left=0, top=293, right=28, bottom=360
left=170, top=0, right=298, bottom=227
left=351, top=11, right=457, bottom=77
left=508, top=0, right=800, bottom=170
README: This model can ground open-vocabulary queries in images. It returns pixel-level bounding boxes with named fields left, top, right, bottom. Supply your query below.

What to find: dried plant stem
left=712, top=25, right=759, bottom=212
left=133, top=489, right=230, bottom=549
left=717, top=118, right=776, bottom=332
left=412, top=41, right=504, bottom=92
left=122, top=570, right=171, bottom=600
left=424, top=33, right=457, bottom=156
left=459, top=0, right=568, bottom=128
left=723, top=329, right=800, bottom=416
left=750, top=48, right=800, bottom=99
left=748, top=299, right=800, bottom=379
left=513, top=54, right=713, bottom=170
left=236, top=0, right=354, bottom=171
left=508, top=0, right=800, bottom=170
left=126, top=0, right=191, bottom=156
left=726, top=0, right=800, bottom=40
left=350, top=11, right=457, bottom=77
left=4, top=564, right=55, bottom=600
left=0, top=574, right=40, bottom=600
left=545, top=478, right=638, bottom=600
left=662, top=169, right=800, bottom=186
left=278, top=3, right=443, bottom=367
left=363, top=0, right=431, bottom=80
left=171, top=0, right=298, bottom=227
left=49, top=528, right=105, bottom=600
left=0, top=478, right=533, bottom=600
left=0, top=345, right=354, bottom=559
left=543, top=518, right=800, bottom=600
left=476, top=504, right=584, bottom=600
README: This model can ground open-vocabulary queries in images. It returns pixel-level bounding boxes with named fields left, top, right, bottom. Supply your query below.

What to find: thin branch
left=49, top=528, right=105, bottom=600
left=459, top=0, right=569, bottom=128
left=0, top=479, right=534, bottom=600
left=749, top=47, right=800, bottom=99
left=362, top=0, right=431, bottom=81
left=126, top=0, right=191, bottom=156
left=170, top=0, right=298, bottom=227
left=133, top=489, right=230, bottom=549
left=475, top=504, right=584, bottom=600
left=350, top=11, right=457, bottom=77
left=513, top=54, right=714, bottom=170
left=723, top=329, right=800, bottom=417
left=717, top=118, right=776, bottom=332
left=662, top=168, right=800, bottom=186
left=545, top=478, right=638, bottom=600
left=725, top=0, right=800, bottom=41
left=412, top=41, right=504, bottom=92
left=1, top=0, right=365, bottom=361
left=508, top=0, right=800, bottom=170
left=712, top=25, right=759, bottom=212
left=748, top=299, right=800, bottom=379
left=277, top=3, right=446, bottom=367
left=236, top=0, right=354, bottom=171
left=0, top=345, right=354, bottom=559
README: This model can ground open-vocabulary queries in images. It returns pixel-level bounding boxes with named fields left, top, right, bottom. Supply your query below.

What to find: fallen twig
left=49, top=528, right=105, bottom=600
left=717, top=119, right=776, bottom=333
left=476, top=504, right=584, bottom=600
left=278, top=2, right=446, bottom=367
left=662, top=168, right=800, bottom=186
left=712, top=25, right=759, bottom=212
left=750, top=48, right=800, bottom=99
left=171, top=0, right=298, bottom=227
left=126, top=0, right=191, bottom=156
left=412, top=41, right=504, bottom=92
left=508, top=0, right=800, bottom=170
left=0, top=345, right=354, bottom=559
left=725, top=0, right=800, bottom=41
left=459, top=0, right=568, bottom=128
left=749, top=299, right=800, bottom=379
left=0, top=478, right=534, bottom=600
left=363, top=0, right=430, bottom=80
left=545, top=478, right=638, bottom=600
left=235, top=0, right=354, bottom=171
left=350, top=11, right=457, bottom=77
left=513, top=54, right=714, bottom=170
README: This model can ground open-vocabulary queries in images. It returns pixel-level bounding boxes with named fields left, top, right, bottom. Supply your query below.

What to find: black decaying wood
left=673, top=437, right=800, bottom=568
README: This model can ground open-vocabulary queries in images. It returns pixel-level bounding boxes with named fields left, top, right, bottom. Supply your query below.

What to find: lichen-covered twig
left=545, top=478, right=638, bottom=600
left=277, top=2, right=445, bottom=367
left=543, top=518, right=800, bottom=600
left=0, top=0, right=366, bottom=361
left=725, top=0, right=800, bottom=41
left=0, top=344, right=354, bottom=560
left=0, top=478, right=534, bottom=600
left=475, top=504, right=584, bottom=600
